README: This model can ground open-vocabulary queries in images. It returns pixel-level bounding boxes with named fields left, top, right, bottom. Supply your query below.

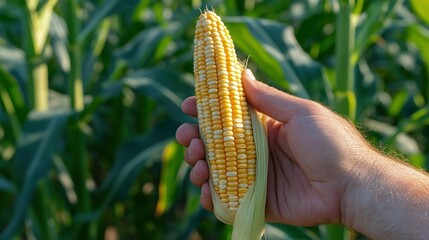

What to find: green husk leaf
left=231, top=106, right=268, bottom=240
left=208, top=104, right=268, bottom=240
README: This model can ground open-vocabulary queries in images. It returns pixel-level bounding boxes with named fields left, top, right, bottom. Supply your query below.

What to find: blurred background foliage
left=0, top=0, right=428, bottom=239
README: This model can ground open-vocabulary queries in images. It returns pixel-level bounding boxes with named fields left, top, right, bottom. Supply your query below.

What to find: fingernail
left=244, top=69, right=256, bottom=81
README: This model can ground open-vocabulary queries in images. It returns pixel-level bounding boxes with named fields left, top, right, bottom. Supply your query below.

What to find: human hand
left=176, top=69, right=376, bottom=226
left=177, top=69, right=429, bottom=239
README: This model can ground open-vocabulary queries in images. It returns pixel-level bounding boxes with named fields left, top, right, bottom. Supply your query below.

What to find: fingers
left=242, top=69, right=316, bottom=123
left=185, top=149, right=212, bottom=212
left=190, top=160, right=209, bottom=186
left=181, top=96, right=213, bottom=211
left=201, top=182, right=214, bottom=211
left=176, top=123, right=199, bottom=146
left=187, top=146, right=212, bottom=211
left=182, top=96, right=197, bottom=117
left=184, top=138, right=205, bottom=165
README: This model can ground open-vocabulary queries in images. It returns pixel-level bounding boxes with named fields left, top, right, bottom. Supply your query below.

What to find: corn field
left=0, top=0, right=428, bottom=239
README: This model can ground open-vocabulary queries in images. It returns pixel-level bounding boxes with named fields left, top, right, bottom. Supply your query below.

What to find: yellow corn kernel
left=193, top=9, right=254, bottom=214
left=193, top=9, right=269, bottom=240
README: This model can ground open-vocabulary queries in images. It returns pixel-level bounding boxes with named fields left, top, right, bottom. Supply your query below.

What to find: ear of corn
left=193, top=9, right=269, bottom=240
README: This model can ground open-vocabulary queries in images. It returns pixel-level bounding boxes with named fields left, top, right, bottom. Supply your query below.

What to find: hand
left=176, top=69, right=372, bottom=226
left=176, top=69, right=429, bottom=239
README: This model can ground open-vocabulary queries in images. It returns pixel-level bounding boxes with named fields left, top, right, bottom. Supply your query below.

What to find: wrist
left=340, top=151, right=429, bottom=239
left=339, top=149, right=381, bottom=226
left=340, top=150, right=385, bottom=227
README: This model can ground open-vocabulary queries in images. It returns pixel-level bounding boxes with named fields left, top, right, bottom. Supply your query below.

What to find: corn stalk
left=22, top=0, right=57, bottom=111
left=64, top=0, right=93, bottom=237
left=334, top=0, right=357, bottom=121
left=21, top=1, right=58, bottom=240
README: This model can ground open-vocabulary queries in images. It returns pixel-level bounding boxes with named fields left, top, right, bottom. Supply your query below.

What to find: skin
left=175, top=69, right=429, bottom=239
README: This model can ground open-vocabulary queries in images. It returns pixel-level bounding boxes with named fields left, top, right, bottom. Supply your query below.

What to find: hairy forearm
left=342, top=152, right=429, bottom=239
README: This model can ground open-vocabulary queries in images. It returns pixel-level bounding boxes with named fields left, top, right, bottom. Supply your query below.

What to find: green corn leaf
left=225, top=17, right=310, bottom=99
left=123, top=67, right=195, bottom=123
left=397, top=106, right=429, bottom=134
left=1, top=110, right=69, bottom=240
left=112, top=19, right=193, bottom=69
left=409, top=154, right=427, bottom=169
left=74, top=121, right=176, bottom=223
left=388, top=90, right=409, bottom=117
left=0, top=45, right=28, bottom=87
left=364, top=119, right=421, bottom=156
left=410, top=0, right=429, bottom=25
left=355, top=59, right=379, bottom=118
left=265, top=223, right=320, bottom=240
left=0, top=176, right=15, bottom=193
left=256, top=19, right=333, bottom=103
left=354, top=0, right=403, bottom=61
left=99, top=67, right=194, bottom=123
left=0, top=65, right=27, bottom=144
left=113, top=26, right=172, bottom=68
left=78, top=0, right=121, bottom=42
left=155, top=140, right=185, bottom=216
left=78, top=0, right=141, bottom=42
left=321, top=224, right=350, bottom=240
left=224, top=16, right=332, bottom=103
left=178, top=202, right=205, bottom=239
left=406, top=24, right=429, bottom=99
left=49, top=13, right=70, bottom=73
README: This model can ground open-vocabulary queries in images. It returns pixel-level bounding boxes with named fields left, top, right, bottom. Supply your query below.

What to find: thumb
left=242, top=69, right=310, bottom=123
